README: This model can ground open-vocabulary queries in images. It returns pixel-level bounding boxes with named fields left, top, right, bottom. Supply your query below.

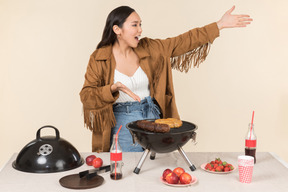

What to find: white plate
left=200, top=163, right=236, bottom=174
left=161, top=175, right=198, bottom=187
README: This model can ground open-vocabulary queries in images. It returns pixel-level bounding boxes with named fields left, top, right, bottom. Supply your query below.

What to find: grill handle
left=191, top=132, right=197, bottom=145
left=129, top=130, right=136, bottom=145
left=36, top=125, right=60, bottom=140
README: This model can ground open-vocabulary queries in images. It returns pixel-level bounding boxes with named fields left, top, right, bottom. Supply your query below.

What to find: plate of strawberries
left=201, top=158, right=235, bottom=174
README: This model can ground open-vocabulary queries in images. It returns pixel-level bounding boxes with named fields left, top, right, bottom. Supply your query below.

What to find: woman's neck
left=112, top=41, right=133, bottom=58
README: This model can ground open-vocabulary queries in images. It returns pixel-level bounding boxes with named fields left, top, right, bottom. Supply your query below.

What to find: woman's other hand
left=111, top=82, right=141, bottom=102
left=217, top=5, right=253, bottom=30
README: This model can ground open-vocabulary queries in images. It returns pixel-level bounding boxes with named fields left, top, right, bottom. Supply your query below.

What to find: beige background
left=1, top=0, right=287, bottom=169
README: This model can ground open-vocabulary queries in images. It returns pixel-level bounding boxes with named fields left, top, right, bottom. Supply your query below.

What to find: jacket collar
left=134, top=44, right=150, bottom=59
left=94, top=41, right=150, bottom=61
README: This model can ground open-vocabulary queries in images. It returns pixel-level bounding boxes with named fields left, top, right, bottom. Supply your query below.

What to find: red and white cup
left=238, top=155, right=254, bottom=183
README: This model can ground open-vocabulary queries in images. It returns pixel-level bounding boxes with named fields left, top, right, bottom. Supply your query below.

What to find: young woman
left=80, top=6, right=252, bottom=152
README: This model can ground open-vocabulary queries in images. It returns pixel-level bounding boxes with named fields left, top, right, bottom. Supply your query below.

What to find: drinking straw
left=114, top=125, right=122, bottom=179
left=249, top=111, right=254, bottom=140
left=116, top=125, right=122, bottom=136
left=115, top=125, right=122, bottom=152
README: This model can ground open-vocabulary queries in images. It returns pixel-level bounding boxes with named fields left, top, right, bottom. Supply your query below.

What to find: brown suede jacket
left=80, top=22, right=219, bottom=152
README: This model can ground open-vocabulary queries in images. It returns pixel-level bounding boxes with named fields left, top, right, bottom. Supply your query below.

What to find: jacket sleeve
left=147, top=22, right=220, bottom=72
left=80, top=55, right=119, bottom=133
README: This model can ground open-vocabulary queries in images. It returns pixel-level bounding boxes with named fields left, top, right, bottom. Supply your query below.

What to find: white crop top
left=114, top=66, right=150, bottom=103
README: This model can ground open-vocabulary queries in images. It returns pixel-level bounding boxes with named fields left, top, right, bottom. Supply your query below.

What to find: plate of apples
left=161, top=167, right=198, bottom=187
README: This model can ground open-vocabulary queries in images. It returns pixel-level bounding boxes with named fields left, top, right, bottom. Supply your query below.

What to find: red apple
left=165, top=172, right=179, bottom=184
left=92, top=157, right=103, bottom=168
left=179, top=172, right=192, bottom=184
left=162, top=169, right=172, bottom=181
left=85, top=155, right=96, bottom=166
left=173, top=167, right=185, bottom=177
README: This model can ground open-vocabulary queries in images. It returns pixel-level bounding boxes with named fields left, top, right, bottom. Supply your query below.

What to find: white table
left=1, top=152, right=288, bottom=192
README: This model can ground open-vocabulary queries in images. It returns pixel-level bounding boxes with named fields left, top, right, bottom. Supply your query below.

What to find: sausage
left=136, top=120, right=155, bottom=132
left=154, top=123, right=170, bottom=133
left=136, top=120, right=170, bottom=133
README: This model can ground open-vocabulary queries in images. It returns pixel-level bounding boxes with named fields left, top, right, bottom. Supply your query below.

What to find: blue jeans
left=111, top=96, right=161, bottom=152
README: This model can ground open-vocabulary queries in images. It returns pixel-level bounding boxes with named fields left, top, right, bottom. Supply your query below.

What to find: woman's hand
left=217, top=5, right=253, bottom=30
left=111, top=82, right=141, bottom=102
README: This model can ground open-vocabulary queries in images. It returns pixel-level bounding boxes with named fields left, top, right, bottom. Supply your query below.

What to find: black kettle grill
left=126, top=120, right=197, bottom=174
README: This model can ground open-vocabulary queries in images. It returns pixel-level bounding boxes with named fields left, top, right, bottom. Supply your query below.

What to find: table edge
left=269, top=152, right=288, bottom=168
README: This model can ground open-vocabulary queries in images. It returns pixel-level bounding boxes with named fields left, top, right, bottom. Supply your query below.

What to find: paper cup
left=238, top=155, right=254, bottom=183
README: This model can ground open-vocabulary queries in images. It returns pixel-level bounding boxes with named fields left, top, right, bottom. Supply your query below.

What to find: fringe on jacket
left=83, top=105, right=116, bottom=133
left=171, top=43, right=211, bottom=72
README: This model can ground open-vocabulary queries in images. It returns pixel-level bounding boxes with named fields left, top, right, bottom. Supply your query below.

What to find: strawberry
left=229, top=164, right=234, bottom=170
left=224, top=167, right=230, bottom=172
left=215, top=158, right=221, bottom=164
left=222, top=161, right=228, bottom=166
left=219, top=165, right=224, bottom=171
left=215, top=166, right=222, bottom=172
left=205, top=163, right=212, bottom=170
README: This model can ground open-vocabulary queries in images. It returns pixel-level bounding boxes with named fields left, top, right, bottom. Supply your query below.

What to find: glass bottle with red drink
left=110, top=134, right=123, bottom=180
left=245, top=123, right=257, bottom=164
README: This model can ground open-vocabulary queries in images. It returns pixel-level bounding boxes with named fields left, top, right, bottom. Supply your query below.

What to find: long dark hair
left=96, top=6, right=135, bottom=49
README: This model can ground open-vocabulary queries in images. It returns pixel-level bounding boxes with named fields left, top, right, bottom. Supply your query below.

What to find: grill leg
left=133, top=148, right=150, bottom=174
left=177, top=146, right=196, bottom=171
left=150, top=151, right=156, bottom=160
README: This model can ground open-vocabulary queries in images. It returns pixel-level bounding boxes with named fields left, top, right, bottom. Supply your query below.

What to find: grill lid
left=12, top=125, right=84, bottom=173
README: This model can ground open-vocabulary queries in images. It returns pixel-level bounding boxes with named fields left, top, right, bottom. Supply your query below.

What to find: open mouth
left=135, top=36, right=141, bottom=41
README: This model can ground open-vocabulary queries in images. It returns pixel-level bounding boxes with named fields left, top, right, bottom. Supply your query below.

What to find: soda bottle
left=245, top=123, right=257, bottom=163
left=110, top=134, right=123, bottom=180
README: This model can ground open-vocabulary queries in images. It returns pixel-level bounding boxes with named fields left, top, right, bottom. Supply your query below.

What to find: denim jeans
left=111, top=96, right=161, bottom=152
